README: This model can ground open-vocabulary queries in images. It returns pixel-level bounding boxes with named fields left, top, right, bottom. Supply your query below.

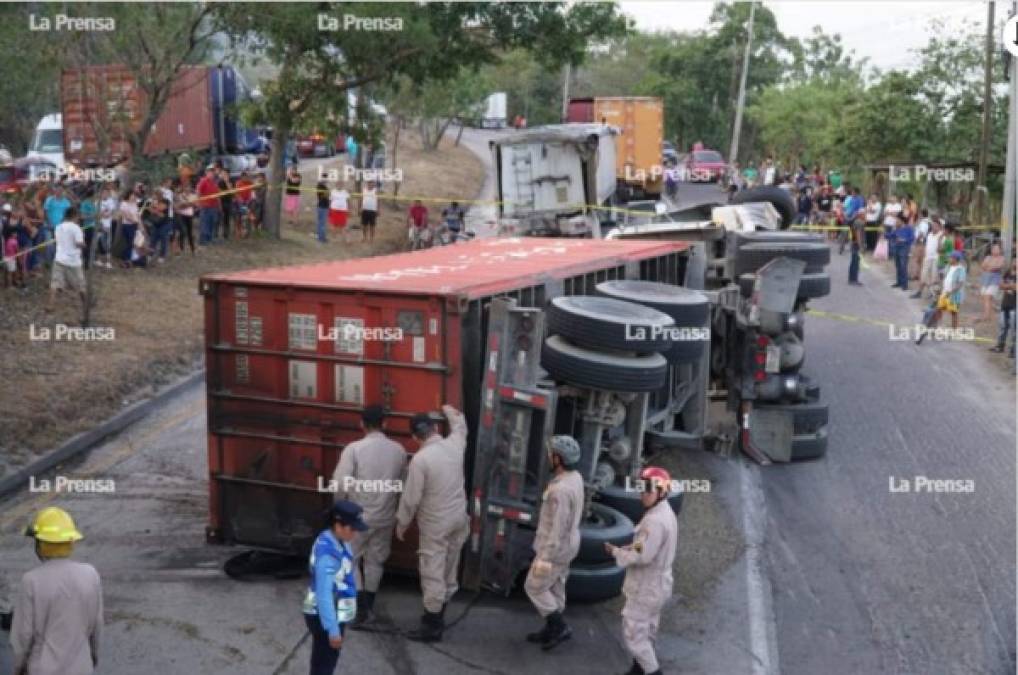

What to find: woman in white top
left=116, top=188, right=142, bottom=269
left=98, top=186, right=119, bottom=268
left=329, top=183, right=351, bottom=242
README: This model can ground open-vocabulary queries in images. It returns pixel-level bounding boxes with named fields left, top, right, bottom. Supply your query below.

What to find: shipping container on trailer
left=200, top=237, right=690, bottom=590
left=567, top=96, right=664, bottom=197
left=209, top=66, right=260, bottom=154
left=61, top=65, right=214, bottom=167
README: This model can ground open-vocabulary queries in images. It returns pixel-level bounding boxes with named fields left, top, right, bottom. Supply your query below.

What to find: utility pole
left=1004, top=15, right=1017, bottom=261
left=561, top=63, right=572, bottom=122
left=728, top=0, right=756, bottom=165
left=975, top=1, right=995, bottom=225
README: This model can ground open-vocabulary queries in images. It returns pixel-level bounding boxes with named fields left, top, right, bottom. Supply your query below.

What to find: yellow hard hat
left=25, top=507, right=83, bottom=543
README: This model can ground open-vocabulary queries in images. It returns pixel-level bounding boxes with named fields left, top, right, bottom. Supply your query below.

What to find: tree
left=219, top=2, right=627, bottom=238
left=0, top=6, right=61, bottom=153
left=60, top=4, right=218, bottom=180
left=788, top=26, right=867, bottom=85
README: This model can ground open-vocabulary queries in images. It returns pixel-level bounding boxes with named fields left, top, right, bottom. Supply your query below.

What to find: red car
left=0, top=157, right=58, bottom=195
left=684, top=144, right=727, bottom=183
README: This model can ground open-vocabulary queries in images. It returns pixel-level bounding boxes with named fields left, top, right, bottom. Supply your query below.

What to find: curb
left=0, top=370, right=205, bottom=501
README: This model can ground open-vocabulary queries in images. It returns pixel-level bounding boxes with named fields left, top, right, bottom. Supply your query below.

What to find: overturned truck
left=200, top=228, right=829, bottom=600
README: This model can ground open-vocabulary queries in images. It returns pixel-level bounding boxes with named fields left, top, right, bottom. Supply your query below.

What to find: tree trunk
left=454, top=119, right=465, bottom=146
left=391, top=118, right=401, bottom=200
left=264, top=122, right=290, bottom=239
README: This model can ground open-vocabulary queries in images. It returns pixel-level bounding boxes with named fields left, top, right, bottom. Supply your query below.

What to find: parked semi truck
left=201, top=220, right=829, bottom=600
left=60, top=64, right=261, bottom=168
left=490, top=124, right=618, bottom=238
left=566, top=96, right=664, bottom=198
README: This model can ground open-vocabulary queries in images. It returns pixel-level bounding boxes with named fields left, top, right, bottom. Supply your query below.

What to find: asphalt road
left=767, top=250, right=1016, bottom=674
left=0, top=152, right=1014, bottom=674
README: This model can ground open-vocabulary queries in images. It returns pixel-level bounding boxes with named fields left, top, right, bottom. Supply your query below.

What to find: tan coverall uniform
left=612, top=498, right=678, bottom=673
left=396, top=408, right=470, bottom=614
left=10, top=558, right=103, bottom=675
left=333, top=429, right=408, bottom=592
left=524, top=470, right=584, bottom=616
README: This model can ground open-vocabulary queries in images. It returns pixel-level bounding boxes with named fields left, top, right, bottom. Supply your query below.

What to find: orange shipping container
left=569, top=97, right=664, bottom=197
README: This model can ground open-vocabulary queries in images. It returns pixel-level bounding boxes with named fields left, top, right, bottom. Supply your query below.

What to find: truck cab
left=27, top=114, right=64, bottom=171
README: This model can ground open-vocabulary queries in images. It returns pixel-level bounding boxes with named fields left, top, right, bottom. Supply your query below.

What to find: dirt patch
left=0, top=130, right=483, bottom=477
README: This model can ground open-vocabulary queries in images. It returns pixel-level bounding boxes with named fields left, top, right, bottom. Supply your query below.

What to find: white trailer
left=481, top=92, right=507, bottom=129
left=490, top=124, right=618, bottom=237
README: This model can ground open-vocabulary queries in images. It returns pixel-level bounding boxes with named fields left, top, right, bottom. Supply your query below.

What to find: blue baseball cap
left=950, top=251, right=963, bottom=261
left=331, top=500, right=368, bottom=531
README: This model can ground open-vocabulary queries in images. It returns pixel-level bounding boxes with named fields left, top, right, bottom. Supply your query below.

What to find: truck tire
left=594, top=483, right=684, bottom=523
left=790, top=427, right=829, bottom=461
left=577, top=503, right=634, bottom=564
left=594, top=280, right=710, bottom=326
left=547, top=296, right=675, bottom=354
left=541, top=335, right=668, bottom=392
left=738, top=272, right=831, bottom=300
left=733, top=243, right=831, bottom=277
left=754, top=402, right=829, bottom=434
left=595, top=280, right=710, bottom=363
left=729, top=186, right=796, bottom=228
left=565, top=561, right=626, bottom=603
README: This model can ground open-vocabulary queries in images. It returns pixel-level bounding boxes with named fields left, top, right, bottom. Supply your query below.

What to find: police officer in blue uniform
left=302, top=500, right=366, bottom=675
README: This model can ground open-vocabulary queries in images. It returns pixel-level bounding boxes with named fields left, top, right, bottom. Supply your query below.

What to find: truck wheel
left=594, top=483, right=684, bottom=523
left=729, top=186, right=796, bottom=228
left=754, top=402, right=828, bottom=434
left=565, top=561, right=626, bottom=603
left=733, top=243, right=831, bottom=277
left=738, top=272, right=831, bottom=300
left=547, top=296, right=674, bottom=354
left=577, top=503, right=634, bottom=564
left=595, top=280, right=710, bottom=363
left=790, top=427, right=829, bottom=461
left=541, top=335, right=668, bottom=392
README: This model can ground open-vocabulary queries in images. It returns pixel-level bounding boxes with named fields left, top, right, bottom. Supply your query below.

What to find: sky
left=620, top=0, right=995, bottom=71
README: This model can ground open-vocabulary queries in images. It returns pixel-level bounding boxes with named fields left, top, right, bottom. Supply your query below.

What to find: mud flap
left=746, top=406, right=795, bottom=463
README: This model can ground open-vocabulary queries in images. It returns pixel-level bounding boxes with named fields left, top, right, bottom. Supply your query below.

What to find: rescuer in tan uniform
left=332, top=404, right=408, bottom=627
left=606, top=467, right=678, bottom=675
left=395, top=404, right=469, bottom=643
left=11, top=507, right=103, bottom=675
left=523, top=435, right=584, bottom=650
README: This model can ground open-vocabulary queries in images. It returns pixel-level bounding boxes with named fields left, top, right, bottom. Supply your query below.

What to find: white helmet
left=0, top=148, right=12, bottom=165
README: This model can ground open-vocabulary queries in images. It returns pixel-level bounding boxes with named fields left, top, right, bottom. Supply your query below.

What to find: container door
left=462, top=298, right=557, bottom=595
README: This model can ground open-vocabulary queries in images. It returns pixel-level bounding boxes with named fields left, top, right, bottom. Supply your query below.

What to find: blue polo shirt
left=843, top=194, right=863, bottom=221
left=43, top=195, right=71, bottom=228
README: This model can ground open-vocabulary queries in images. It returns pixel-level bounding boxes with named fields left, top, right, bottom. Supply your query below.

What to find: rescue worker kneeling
left=523, top=435, right=584, bottom=650
left=302, top=500, right=366, bottom=675
left=11, top=507, right=103, bottom=675
left=605, top=467, right=678, bottom=675
left=396, top=404, right=470, bottom=643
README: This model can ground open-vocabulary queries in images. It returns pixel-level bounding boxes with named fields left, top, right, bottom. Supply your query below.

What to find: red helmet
left=640, top=467, right=672, bottom=494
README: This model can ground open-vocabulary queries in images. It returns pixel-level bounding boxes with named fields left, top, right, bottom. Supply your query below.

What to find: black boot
left=525, top=615, right=554, bottom=643
left=620, top=659, right=644, bottom=675
left=406, top=611, right=443, bottom=643
left=350, top=591, right=376, bottom=630
left=540, top=611, right=572, bottom=651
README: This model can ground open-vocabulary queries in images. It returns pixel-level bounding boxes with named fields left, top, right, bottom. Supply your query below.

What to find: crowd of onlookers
left=1, top=161, right=267, bottom=303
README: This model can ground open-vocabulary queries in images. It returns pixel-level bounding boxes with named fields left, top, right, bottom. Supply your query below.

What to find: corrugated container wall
left=61, top=65, right=213, bottom=166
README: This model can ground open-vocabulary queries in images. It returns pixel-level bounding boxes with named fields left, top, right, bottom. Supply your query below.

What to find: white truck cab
left=27, top=114, right=65, bottom=170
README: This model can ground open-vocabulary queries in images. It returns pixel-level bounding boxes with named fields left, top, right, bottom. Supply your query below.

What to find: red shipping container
left=200, top=237, right=690, bottom=574
left=61, top=65, right=214, bottom=166
left=565, top=97, right=594, bottom=123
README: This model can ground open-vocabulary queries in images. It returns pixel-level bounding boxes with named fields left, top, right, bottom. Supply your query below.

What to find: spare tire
left=577, top=503, right=634, bottom=564
left=738, top=272, right=831, bottom=300
left=565, top=561, right=626, bottom=603
left=546, top=295, right=675, bottom=354
left=733, top=242, right=831, bottom=277
left=542, top=335, right=668, bottom=392
left=729, top=186, right=796, bottom=228
left=595, top=280, right=710, bottom=363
